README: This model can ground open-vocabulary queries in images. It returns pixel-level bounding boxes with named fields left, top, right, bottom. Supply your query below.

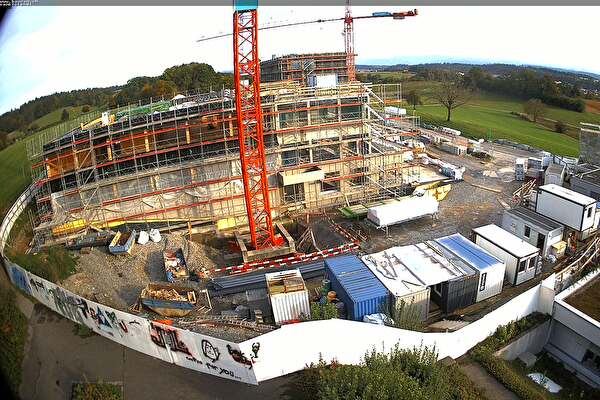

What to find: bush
left=81, top=105, right=91, bottom=113
left=308, top=302, right=339, bottom=320
left=554, top=120, right=566, bottom=133
left=11, top=246, right=78, bottom=283
left=293, top=345, right=488, bottom=400
left=0, top=288, right=28, bottom=397
left=72, top=382, right=123, bottom=400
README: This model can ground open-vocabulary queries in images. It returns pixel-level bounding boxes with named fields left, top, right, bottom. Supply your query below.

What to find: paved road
left=20, top=305, right=296, bottom=400
left=460, top=361, right=519, bottom=400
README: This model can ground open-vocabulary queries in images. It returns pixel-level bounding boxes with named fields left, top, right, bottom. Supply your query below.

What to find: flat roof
left=565, top=276, right=600, bottom=323
left=473, top=224, right=539, bottom=259
left=433, top=233, right=505, bottom=271
left=539, top=184, right=596, bottom=206
left=361, top=242, right=473, bottom=297
left=546, top=163, right=565, bottom=175
left=504, top=207, right=563, bottom=233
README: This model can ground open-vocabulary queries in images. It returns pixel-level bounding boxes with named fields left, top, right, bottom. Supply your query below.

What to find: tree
left=61, top=108, right=69, bottom=121
left=405, top=90, right=422, bottom=110
left=523, top=98, right=546, bottom=122
left=432, top=80, right=473, bottom=121
left=555, top=120, right=567, bottom=133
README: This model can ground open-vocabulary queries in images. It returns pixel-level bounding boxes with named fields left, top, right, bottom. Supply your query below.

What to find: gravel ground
left=62, top=234, right=226, bottom=311
left=357, top=148, right=523, bottom=253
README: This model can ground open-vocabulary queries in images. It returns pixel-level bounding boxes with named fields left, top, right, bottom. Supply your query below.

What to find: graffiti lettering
left=49, top=287, right=86, bottom=325
left=150, top=322, right=200, bottom=362
left=10, top=266, right=32, bottom=296
left=227, top=345, right=252, bottom=369
left=201, top=339, right=220, bottom=362
left=186, top=356, right=203, bottom=365
left=251, top=342, right=260, bottom=363
left=206, top=363, right=235, bottom=377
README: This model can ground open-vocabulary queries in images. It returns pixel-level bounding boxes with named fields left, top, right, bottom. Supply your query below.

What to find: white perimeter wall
left=2, top=184, right=558, bottom=385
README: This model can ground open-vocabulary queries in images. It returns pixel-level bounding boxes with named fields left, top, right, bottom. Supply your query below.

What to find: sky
left=1, top=5, right=600, bottom=115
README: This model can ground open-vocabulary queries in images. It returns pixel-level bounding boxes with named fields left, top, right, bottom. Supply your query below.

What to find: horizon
left=2, top=6, right=600, bottom=114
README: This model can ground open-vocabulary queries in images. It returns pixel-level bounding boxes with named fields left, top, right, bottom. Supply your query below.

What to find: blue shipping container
left=372, top=12, right=392, bottom=17
left=325, top=255, right=390, bottom=321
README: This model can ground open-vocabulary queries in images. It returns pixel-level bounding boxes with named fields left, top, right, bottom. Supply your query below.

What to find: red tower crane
left=225, top=2, right=417, bottom=253
left=233, top=2, right=279, bottom=250
left=344, top=0, right=356, bottom=81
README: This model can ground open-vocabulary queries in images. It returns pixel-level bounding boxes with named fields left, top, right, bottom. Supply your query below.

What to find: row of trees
left=0, top=63, right=233, bottom=136
left=464, top=67, right=585, bottom=112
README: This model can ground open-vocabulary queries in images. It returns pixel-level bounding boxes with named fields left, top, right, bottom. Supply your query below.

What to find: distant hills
left=357, top=62, right=600, bottom=87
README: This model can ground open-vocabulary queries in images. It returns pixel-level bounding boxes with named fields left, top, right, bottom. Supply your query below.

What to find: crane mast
left=344, top=0, right=356, bottom=81
left=233, top=4, right=278, bottom=250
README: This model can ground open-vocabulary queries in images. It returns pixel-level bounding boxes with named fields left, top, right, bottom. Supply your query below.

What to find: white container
left=535, top=184, right=597, bottom=232
left=502, top=207, right=564, bottom=258
left=384, top=106, right=407, bottom=116
left=265, top=270, right=310, bottom=325
left=440, top=127, right=461, bottom=136
left=473, top=224, right=540, bottom=286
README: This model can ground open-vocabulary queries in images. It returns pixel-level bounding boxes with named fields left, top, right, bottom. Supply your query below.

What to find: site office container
left=535, top=184, right=597, bottom=232
left=265, top=269, right=311, bottom=325
left=472, top=224, right=540, bottom=286
left=433, top=234, right=505, bottom=303
left=324, top=255, right=389, bottom=321
left=430, top=274, right=478, bottom=314
left=502, top=207, right=564, bottom=259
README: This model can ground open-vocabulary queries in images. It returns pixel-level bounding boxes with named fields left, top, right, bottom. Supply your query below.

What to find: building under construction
left=261, top=52, right=349, bottom=85
left=27, top=54, right=441, bottom=247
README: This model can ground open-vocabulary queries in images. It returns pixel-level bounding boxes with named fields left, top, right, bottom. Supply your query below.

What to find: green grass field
left=401, top=88, right=596, bottom=157
left=8, top=105, right=98, bottom=141
left=0, top=140, right=31, bottom=214
left=0, top=107, right=103, bottom=215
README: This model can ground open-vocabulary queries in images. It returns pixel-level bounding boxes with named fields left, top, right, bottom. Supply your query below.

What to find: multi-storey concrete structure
left=27, top=63, right=434, bottom=247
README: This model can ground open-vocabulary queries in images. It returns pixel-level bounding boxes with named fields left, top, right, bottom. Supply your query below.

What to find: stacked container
left=265, top=269, right=311, bottom=325
left=324, top=255, right=389, bottom=321
left=515, top=158, right=526, bottom=181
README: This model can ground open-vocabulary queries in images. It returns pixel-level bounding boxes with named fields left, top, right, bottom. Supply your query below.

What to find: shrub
left=72, top=382, right=122, bottom=400
left=81, top=105, right=91, bottom=113
left=293, top=345, right=488, bottom=400
left=554, top=120, right=566, bottom=133
left=308, top=302, right=339, bottom=320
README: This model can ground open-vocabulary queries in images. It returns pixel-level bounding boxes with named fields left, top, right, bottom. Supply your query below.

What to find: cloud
left=1, top=6, right=599, bottom=114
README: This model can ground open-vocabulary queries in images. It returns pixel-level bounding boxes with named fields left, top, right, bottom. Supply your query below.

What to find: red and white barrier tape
left=211, top=242, right=360, bottom=274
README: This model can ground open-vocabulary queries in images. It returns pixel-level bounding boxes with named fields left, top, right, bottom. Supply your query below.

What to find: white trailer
left=472, top=224, right=541, bottom=286
left=535, top=184, right=597, bottom=232
left=502, top=207, right=564, bottom=259
left=440, top=127, right=461, bottom=136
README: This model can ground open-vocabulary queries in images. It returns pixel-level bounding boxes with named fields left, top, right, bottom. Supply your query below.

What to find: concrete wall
left=241, top=274, right=556, bottom=382
left=2, top=184, right=558, bottom=385
left=495, top=319, right=551, bottom=361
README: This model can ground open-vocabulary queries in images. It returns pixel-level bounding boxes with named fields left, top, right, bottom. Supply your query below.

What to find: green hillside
left=399, top=87, right=592, bottom=156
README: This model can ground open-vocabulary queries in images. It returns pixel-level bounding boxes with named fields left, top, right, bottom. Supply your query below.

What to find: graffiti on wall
left=9, top=265, right=32, bottom=296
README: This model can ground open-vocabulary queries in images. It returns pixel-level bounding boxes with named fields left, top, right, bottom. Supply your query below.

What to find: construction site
left=14, top=2, right=600, bottom=356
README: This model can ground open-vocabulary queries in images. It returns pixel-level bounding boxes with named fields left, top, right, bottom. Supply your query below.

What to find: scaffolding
left=26, top=77, right=431, bottom=247
left=261, top=52, right=349, bottom=85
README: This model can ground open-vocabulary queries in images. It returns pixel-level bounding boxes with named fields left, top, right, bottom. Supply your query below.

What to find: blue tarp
left=435, top=233, right=503, bottom=271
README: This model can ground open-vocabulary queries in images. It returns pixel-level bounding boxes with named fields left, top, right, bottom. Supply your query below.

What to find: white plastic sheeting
left=367, top=196, right=438, bottom=228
